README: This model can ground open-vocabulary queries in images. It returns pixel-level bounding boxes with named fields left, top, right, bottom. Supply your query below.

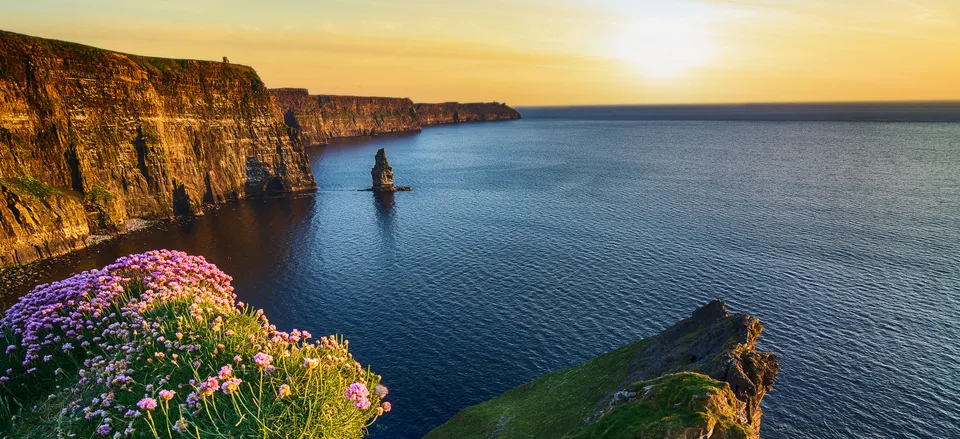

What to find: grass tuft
left=0, top=176, right=60, bottom=199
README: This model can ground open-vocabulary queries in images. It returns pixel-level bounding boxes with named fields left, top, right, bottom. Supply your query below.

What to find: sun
left=608, top=25, right=717, bottom=79
left=604, top=2, right=729, bottom=80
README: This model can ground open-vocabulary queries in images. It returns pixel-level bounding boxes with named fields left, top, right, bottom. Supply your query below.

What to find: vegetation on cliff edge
left=423, top=338, right=651, bottom=439
left=424, top=317, right=762, bottom=439
left=0, top=250, right=390, bottom=438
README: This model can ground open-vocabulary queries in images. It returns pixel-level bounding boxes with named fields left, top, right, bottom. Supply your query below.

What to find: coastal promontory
left=270, top=88, right=522, bottom=146
left=415, top=102, right=521, bottom=125
left=425, top=300, right=779, bottom=438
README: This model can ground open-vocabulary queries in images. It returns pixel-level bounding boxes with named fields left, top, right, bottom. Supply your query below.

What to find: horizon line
left=516, top=100, right=960, bottom=109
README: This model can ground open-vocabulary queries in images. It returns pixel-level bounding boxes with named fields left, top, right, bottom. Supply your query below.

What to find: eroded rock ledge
left=425, top=300, right=778, bottom=439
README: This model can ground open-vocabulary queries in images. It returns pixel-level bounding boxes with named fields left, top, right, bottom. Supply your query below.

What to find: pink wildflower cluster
left=2, top=250, right=235, bottom=378
left=345, top=382, right=371, bottom=410
left=0, top=250, right=389, bottom=436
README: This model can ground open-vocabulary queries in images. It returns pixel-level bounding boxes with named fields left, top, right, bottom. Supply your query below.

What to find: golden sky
left=2, top=0, right=959, bottom=105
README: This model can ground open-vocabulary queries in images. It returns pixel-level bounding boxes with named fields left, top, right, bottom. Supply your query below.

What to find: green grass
left=569, top=373, right=752, bottom=439
left=423, top=339, right=649, bottom=439
left=426, top=344, right=757, bottom=439
left=87, top=184, right=117, bottom=203
left=0, top=176, right=60, bottom=199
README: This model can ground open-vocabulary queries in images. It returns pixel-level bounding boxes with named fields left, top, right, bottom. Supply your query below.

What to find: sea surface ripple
left=10, top=116, right=960, bottom=438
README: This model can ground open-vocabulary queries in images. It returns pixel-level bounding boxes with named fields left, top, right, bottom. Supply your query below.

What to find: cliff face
left=0, top=30, right=316, bottom=265
left=0, top=178, right=89, bottom=265
left=425, top=300, right=778, bottom=439
left=271, top=89, right=522, bottom=144
left=270, top=88, right=421, bottom=143
left=415, top=102, right=521, bottom=125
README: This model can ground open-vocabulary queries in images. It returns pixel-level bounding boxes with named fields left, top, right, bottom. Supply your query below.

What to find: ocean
left=7, top=105, right=960, bottom=438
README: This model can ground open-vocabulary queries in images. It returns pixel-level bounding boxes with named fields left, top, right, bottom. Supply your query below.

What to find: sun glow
left=609, top=26, right=717, bottom=79
left=605, top=2, right=733, bottom=79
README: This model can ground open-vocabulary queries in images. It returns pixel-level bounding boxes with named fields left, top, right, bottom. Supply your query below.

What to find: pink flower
left=253, top=352, right=273, bottom=369
left=218, top=364, right=233, bottom=379
left=303, top=358, right=319, bottom=370
left=159, top=389, right=175, bottom=401
left=221, top=377, right=242, bottom=395
left=374, top=384, right=389, bottom=398
left=345, top=383, right=369, bottom=401
left=382, top=401, right=392, bottom=412
left=345, top=382, right=372, bottom=409
left=198, top=376, right=219, bottom=397
left=137, top=397, right=158, bottom=411
left=277, top=384, right=292, bottom=398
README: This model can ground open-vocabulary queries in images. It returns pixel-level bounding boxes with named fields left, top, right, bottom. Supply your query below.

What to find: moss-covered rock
left=425, top=301, right=778, bottom=439
left=570, top=373, right=754, bottom=439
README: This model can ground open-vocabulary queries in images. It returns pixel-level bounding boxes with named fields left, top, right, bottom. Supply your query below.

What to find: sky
left=1, top=0, right=959, bottom=106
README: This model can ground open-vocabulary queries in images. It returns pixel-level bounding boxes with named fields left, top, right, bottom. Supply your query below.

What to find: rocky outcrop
left=371, top=148, right=394, bottom=191
left=0, top=30, right=316, bottom=265
left=415, top=102, right=521, bottom=125
left=425, top=300, right=778, bottom=439
left=365, top=148, right=411, bottom=192
left=592, top=300, right=779, bottom=435
left=270, top=88, right=421, bottom=143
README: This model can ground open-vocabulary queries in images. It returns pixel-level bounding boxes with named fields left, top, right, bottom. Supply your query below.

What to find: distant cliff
left=270, top=88, right=421, bottom=144
left=426, top=300, right=779, bottom=439
left=0, top=30, right=315, bottom=265
left=271, top=89, right=521, bottom=145
left=415, top=102, right=521, bottom=125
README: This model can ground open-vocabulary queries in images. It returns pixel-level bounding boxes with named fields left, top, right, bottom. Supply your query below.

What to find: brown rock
left=603, top=300, right=780, bottom=436
left=414, top=102, right=521, bottom=125
left=371, top=148, right=395, bottom=191
left=271, top=89, right=421, bottom=143
left=0, top=30, right=316, bottom=265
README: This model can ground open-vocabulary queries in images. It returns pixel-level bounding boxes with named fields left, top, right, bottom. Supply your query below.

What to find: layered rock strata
left=270, top=89, right=521, bottom=145
left=0, top=30, right=316, bottom=265
left=366, top=148, right=411, bottom=192
left=270, top=88, right=421, bottom=143
left=414, top=102, right=521, bottom=125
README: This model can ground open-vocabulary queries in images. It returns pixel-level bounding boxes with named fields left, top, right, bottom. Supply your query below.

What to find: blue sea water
left=11, top=107, right=960, bottom=438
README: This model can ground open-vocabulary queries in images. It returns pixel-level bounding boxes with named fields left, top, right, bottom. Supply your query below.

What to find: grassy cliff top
left=0, top=29, right=260, bottom=80
left=425, top=301, right=777, bottom=439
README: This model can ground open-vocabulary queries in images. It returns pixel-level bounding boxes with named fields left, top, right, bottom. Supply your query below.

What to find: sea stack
left=369, top=148, right=412, bottom=192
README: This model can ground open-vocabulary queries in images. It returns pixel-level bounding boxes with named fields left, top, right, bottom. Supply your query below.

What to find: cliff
left=270, top=88, right=421, bottom=143
left=415, top=102, right=521, bottom=125
left=425, top=300, right=779, bottom=439
left=271, top=89, right=522, bottom=144
left=0, top=30, right=316, bottom=265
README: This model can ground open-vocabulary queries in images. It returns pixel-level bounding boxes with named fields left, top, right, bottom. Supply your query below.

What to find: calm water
left=6, top=111, right=960, bottom=438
